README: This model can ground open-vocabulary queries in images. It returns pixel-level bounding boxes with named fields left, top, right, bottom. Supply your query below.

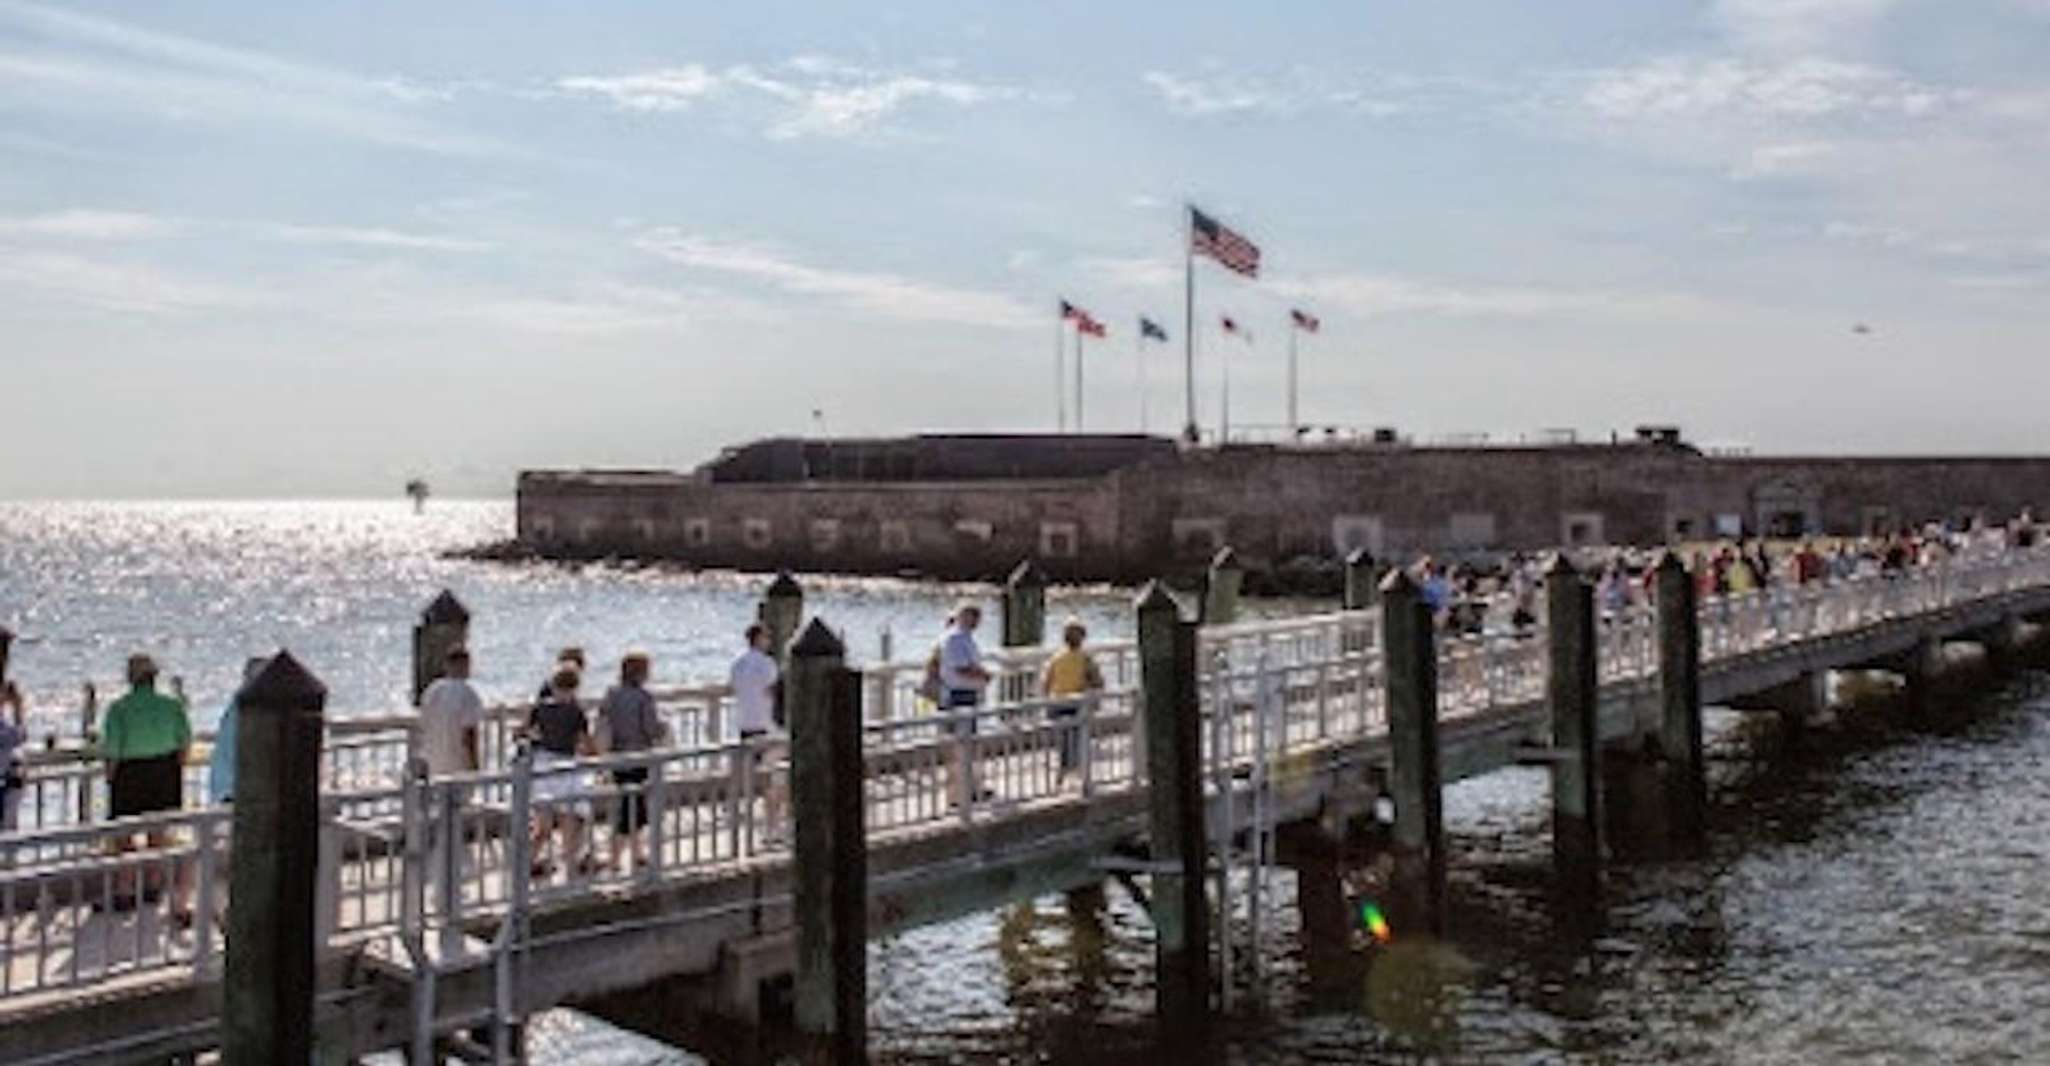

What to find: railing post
left=1545, top=556, right=1602, bottom=932
left=223, top=651, right=326, bottom=1066
left=789, top=620, right=866, bottom=1065
left=193, top=811, right=221, bottom=978
left=1078, top=693, right=1097, bottom=798
left=411, top=591, right=470, bottom=707
left=1654, top=552, right=1707, bottom=852
left=1379, top=570, right=1446, bottom=939
left=1002, top=560, right=1047, bottom=704
left=1201, top=546, right=1243, bottom=626
left=437, top=781, right=462, bottom=961
left=314, top=795, right=341, bottom=947
left=759, top=571, right=805, bottom=676
left=1135, top=580, right=1209, bottom=1051
left=497, top=743, right=533, bottom=1065
left=1343, top=547, right=1379, bottom=610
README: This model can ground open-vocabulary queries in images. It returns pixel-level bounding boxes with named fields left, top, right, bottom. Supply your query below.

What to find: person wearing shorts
left=99, top=655, right=191, bottom=914
left=597, top=652, right=668, bottom=870
left=527, top=666, right=596, bottom=878
left=938, top=606, right=992, bottom=804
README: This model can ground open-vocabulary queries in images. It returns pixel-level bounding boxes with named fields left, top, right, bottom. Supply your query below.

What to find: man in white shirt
left=728, top=624, right=786, bottom=840
left=938, top=605, right=992, bottom=805
left=418, top=647, right=484, bottom=777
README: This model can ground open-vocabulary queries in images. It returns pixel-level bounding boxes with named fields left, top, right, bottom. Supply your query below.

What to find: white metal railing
left=4, top=542, right=2049, bottom=1011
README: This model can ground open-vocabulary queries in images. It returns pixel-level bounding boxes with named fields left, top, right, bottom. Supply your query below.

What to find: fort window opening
left=880, top=520, right=912, bottom=553
left=954, top=519, right=994, bottom=544
left=810, top=518, right=841, bottom=551
left=684, top=518, right=711, bottom=547
left=633, top=518, right=657, bottom=542
left=1562, top=512, right=1605, bottom=548
left=742, top=518, right=773, bottom=550
left=1040, top=522, right=1079, bottom=559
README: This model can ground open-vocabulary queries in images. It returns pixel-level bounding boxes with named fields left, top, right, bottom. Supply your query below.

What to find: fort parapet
left=514, top=431, right=2050, bottom=582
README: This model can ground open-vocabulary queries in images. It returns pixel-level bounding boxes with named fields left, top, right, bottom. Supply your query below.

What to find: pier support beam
left=760, top=571, right=805, bottom=674
left=1275, top=822, right=1354, bottom=1002
left=1136, top=582, right=1210, bottom=1050
left=1379, top=571, right=1446, bottom=940
left=1545, top=557, right=1602, bottom=930
left=1902, top=635, right=1942, bottom=717
left=1201, top=546, right=1243, bottom=626
left=1342, top=549, right=1379, bottom=611
left=223, top=652, right=327, bottom=1066
left=410, top=591, right=469, bottom=705
left=1984, top=615, right=2027, bottom=674
left=1002, top=561, right=1047, bottom=703
left=1656, top=552, right=1707, bottom=852
left=789, top=620, right=866, bottom=1064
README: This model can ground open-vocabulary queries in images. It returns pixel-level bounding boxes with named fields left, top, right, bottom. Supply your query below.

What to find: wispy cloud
left=554, top=56, right=1039, bottom=140
left=0, top=1, right=504, bottom=156
left=1273, top=272, right=1721, bottom=323
left=0, top=247, right=253, bottom=313
left=1731, top=140, right=1839, bottom=179
left=1712, top=0, right=1899, bottom=54
left=1576, top=56, right=1951, bottom=120
left=258, top=224, right=493, bottom=253
left=635, top=228, right=1036, bottom=327
left=0, top=209, right=176, bottom=239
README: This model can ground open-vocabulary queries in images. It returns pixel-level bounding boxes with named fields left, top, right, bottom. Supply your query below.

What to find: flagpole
left=1288, top=324, right=1298, bottom=443
left=1075, top=328, right=1085, bottom=433
left=1136, top=328, right=1148, bottom=434
left=1221, top=326, right=1231, bottom=445
left=1055, top=306, right=1067, bottom=433
left=1182, top=206, right=1197, bottom=444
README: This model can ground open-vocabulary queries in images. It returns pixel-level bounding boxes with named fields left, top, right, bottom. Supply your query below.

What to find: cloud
left=1140, top=69, right=1473, bottom=119
left=258, top=224, right=493, bottom=253
left=1142, top=71, right=1300, bottom=116
left=0, top=209, right=176, bottom=239
left=1269, top=272, right=1721, bottom=322
left=0, top=247, right=253, bottom=313
left=555, top=56, right=1034, bottom=140
left=1713, top=0, right=1899, bottom=54
left=1731, top=140, right=1839, bottom=179
left=1577, top=56, right=1951, bottom=120
left=635, top=228, right=1037, bottom=328
left=0, top=1, right=505, bottom=156
left=1080, top=255, right=1182, bottom=290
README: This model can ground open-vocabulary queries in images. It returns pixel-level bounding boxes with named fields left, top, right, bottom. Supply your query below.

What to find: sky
left=3, top=0, right=2049, bottom=498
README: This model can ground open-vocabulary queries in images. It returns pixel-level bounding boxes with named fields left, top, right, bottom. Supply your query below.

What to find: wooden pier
left=4, top=544, right=2050, bottom=1063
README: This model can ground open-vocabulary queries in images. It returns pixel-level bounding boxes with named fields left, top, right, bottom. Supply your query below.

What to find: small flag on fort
left=1290, top=308, right=1320, bottom=333
left=1140, top=316, right=1168, bottom=342
left=1190, top=206, right=1260, bottom=278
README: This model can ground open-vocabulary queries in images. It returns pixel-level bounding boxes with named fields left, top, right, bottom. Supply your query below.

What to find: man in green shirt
left=101, top=654, right=191, bottom=819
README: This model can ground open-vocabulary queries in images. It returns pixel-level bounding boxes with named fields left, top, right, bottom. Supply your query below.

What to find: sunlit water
left=4, top=501, right=2046, bottom=1064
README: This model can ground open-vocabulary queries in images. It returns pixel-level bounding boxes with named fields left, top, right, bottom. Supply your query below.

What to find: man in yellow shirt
left=1041, top=620, right=1104, bottom=779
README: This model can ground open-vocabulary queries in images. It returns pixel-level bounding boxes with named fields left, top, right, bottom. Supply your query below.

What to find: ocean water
left=5, top=501, right=2048, bottom=1064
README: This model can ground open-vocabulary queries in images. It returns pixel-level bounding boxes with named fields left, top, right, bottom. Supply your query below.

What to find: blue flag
left=1139, top=316, right=1168, bottom=342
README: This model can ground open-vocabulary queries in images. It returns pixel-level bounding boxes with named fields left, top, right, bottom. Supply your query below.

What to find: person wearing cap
left=1040, top=619, right=1105, bottom=780
left=417, top=646, right=484, bottom=777
left=101, top=654, right=192, bottom=821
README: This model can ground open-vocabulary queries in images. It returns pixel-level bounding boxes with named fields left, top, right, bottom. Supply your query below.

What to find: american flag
left=1290, top=308, right=1320, bottom=333
left=1139, top=316, right=1168, bottom=342
left=1078, top=313, right=1107, bottom=338
left=1060, top=299, right=1085, bottom=322
left=1191, top=207, right=1260, bottom=278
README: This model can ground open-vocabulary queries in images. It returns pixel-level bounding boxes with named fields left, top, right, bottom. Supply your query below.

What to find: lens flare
left=1360, top=901, right=1393, bottom=943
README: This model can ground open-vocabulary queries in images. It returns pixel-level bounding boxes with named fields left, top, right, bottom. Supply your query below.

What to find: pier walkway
left=6, top=545, right=2050, bottom=1063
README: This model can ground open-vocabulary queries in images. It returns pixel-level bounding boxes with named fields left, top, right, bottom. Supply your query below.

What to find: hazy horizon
left=6, top=0, right=2050, bottom=499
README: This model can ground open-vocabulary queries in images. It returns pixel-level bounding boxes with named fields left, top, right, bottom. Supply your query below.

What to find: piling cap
left=1209, top=545, right=1241, bottom=572
left=1654, top=550, right=1687, bottom=576
left=1345, top=547, right=1375, bottom=568
left=1007, top=559, right=1047, bottom=590
left=766, top=570, right=803, bottom=599
left=0, top=624, right=13, bottom=644
left=1543, top=552, right=1579, bottom=578
left=1378, top=568, right=1418, bottom=596
left=236, top=649, right=328, bottom=712
left=422, top=590, right=470, bottom=626
left=790, top=617, right=845, bottom=659
left=1134, top=579, right=1182, bottom=616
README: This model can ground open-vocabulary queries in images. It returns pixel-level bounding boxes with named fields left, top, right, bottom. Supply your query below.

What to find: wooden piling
left=1201, top=546, right=1243, bottom=626
left=1002, top=561, right=1047, bottom=703
left=1342, top=548, right=1379, bottom=611
left=410, top=590, right=470, bottom=706
left=1378, top=570, right=1446, bottom=939
left=0, top=624, right=12, bottom=689
left=1654, top=552, right=1707, bottom=850
left=1545, top=556, right=1602, bottom=926
left=1903, top=634, right=1941, bottom=716
left=223, top=651, right=327, bottom=1066
left=788, top=619, right=865, bottom=1064
left=1135, top=581, right=1210, bottom=1048
left=759, top=571, right=805, bottom=673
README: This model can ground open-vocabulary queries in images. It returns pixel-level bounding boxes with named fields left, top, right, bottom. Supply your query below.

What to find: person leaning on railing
left=1040, top=619, right=1103, bottom=781
left=98, top=654, right=192, bottom=916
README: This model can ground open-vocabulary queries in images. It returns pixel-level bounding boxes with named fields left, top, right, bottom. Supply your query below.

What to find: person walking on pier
left=0, top=681, right=25, bottom=832
left=938, top=605, right=993, bottom=805
left=419, top=647, right=484, bottom=776
left=1041, top=619, right=1104, bottom=780
left=527, top=665, right=596, bottom=879
left=597, top=651, right=668, bottom=870
left=728, top=624, right=787, bottom=839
